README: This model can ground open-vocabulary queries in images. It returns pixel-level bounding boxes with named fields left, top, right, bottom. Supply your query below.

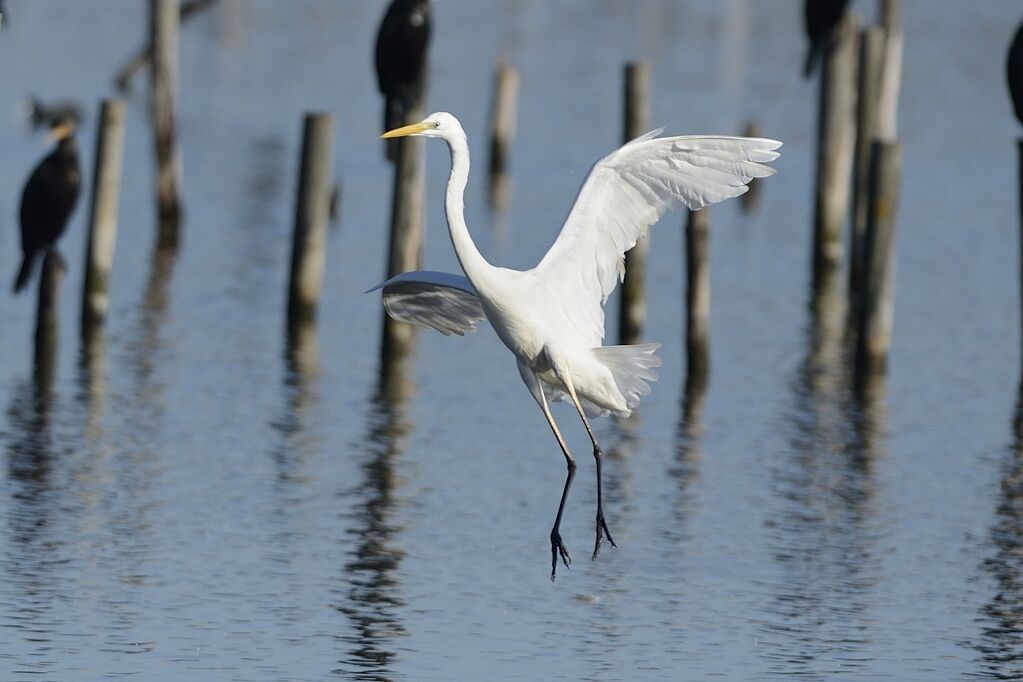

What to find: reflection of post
left=150, top=0, right=183, bottom=247
left=338, top=356, right=413, bottom=677
left=382, top=101, right=426, bottom=360
left=812, top=11, right=858, bottom=289
left=976, top=384, right=1023, bottom=678
left=82, top=99, right=125, bottom=332
left=487, top=60, right=518, bottom=210
left=685, top=208, right=711, bottom=382
left=287, top=113, right=335, bottom=325
left=35, top=253, right=63, bottom=386
left=618, top=61, right=650, bottom=346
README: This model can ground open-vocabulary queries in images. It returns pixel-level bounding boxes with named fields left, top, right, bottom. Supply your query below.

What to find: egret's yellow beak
left=381, top=121, right=433, bottom=139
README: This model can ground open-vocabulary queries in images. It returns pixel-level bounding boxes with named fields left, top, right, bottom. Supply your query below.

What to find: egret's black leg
left=592, top=442, right=616, bottom=560
left=550, top=455, right=576, bottom=581
left=560, top=378, right=617, bottom=560
left=533, top=380, right=575, bottom=581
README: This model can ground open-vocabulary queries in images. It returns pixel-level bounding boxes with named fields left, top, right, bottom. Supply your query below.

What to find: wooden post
left=81, top=99, right=125, bottom=331
left=287, top=113, right=335, bottom=324
left=488, top=60, right=519, bottom=210
left=381, top=100, right=427, bottom=359
left=35, top=252, right=64, bottom=382
left=855, top=141, right=901, bottom=379
left=618, top=61, right=651, bottom=345
left=812, top=10, right=858, bottom=288
left=848, top=27, right=885, bottom=325
left=686, top=208, right=711, bottom=381
left=876, top=0, right=903, bottom=143
left=150, top=0, right=183, bottom=247
left=739, top=120, right=763, bottom=214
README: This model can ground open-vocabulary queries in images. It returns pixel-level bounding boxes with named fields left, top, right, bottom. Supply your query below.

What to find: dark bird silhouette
left=14, top=116, right=82, bottom=294
left=803, top=0, right=852, bottom=78
left=1009, top=19, right=1023, bottom=126
left=374, top=0, right=431, bottom=158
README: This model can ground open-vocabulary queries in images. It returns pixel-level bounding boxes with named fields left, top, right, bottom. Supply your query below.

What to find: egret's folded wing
left=534, top=132, right=781, bottom=344
left=366, top=270, right=486, bottom=336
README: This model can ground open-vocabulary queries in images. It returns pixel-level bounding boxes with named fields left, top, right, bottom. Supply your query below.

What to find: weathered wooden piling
left=685, top=208, right=711, bottom=381
left=117, top=0, right=219, bottom=91
left=1019, top=140, right=1023, bottom=369
left=81, top=99, right=125, bottom=332
left=855, top=141, right=901, bottom=380
left=876, top=0, right=903, bottom=143
left=150, top=0, right=183, bottom=247
left=618, top=61, right=651, bottom=346
left=848, top=26, right=885, bottom=324
left=739, top=120, right=763, bottom=215
left=812, top=10, right=859, bottom=288
left=287, top=113, right=335, bottom=324
left=381, top=101, right=427, bottom=359
left=487, top=60, right=519, bottom=210
left=35, top=252, right=64, bottom=380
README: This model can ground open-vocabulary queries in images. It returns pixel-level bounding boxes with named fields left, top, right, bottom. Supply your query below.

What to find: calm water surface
left=0, top=1, right=1021, bottom=679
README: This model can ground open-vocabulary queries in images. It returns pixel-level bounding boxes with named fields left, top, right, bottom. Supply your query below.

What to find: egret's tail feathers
left=594, top=343, right=662, bottom=413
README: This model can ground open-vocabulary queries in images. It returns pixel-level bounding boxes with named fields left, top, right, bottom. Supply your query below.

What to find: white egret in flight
left=371, top=112, right=780, bottom=580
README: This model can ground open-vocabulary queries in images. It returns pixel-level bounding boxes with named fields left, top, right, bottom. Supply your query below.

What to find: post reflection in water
left=976, top=385, right=1023, bottom=679
left=335, top=346, right=413, bottom=680
left=671, top=371, right=707, bottom=534
left=273, top=319, right=321, bottom=482
left=4, top=322, right=61, bottom=657
left=756, top=274, right=884, bottom=677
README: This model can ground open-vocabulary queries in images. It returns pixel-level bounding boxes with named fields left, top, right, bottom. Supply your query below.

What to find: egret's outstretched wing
left=534, top=132, right=781, bottom=344
left=366, top=270, right=486, bottom=336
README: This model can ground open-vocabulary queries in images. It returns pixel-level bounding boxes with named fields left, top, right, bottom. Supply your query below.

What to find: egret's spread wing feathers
left=367, top=270, right=486, bottom=336
left=535, top=133, right=781, bottom=344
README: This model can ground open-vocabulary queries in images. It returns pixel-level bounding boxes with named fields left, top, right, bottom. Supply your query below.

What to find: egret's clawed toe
left=550, top=530, right=571, bottom=581
left=593, top=511, right=617, bottom=560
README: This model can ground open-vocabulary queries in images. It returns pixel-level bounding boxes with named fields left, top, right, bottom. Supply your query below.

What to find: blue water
left=0, top=0, right=1021, bottom=679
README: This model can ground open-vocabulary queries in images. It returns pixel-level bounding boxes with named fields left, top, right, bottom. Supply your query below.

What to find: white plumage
left=372, top=112, right=780, bottom=579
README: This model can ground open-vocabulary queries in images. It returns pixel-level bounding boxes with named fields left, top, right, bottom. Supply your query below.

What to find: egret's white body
left=371, top=113, right=780, bottom=579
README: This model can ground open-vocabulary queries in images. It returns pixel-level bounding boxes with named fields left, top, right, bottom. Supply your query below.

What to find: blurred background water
left=0, top=0, right=1020, bottom=679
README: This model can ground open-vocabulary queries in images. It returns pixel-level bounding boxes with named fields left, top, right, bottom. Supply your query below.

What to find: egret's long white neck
left=443, top=127, right=491, bottom=285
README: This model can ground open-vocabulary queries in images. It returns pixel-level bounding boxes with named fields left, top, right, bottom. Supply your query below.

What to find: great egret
left=803, top=0, right=852, bottom=78
left=14, top=115, right=81, bottom=294
left=372, top=112, right=780, bottom=579
left=374, top=0, right=431, bottom=158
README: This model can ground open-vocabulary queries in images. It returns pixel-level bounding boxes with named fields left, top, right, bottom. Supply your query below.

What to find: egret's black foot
left=550, top=529, right=571, bottom=581
left=592, top=510, right=617, bottom=560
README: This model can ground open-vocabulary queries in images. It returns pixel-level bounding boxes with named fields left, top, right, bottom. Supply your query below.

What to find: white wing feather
left=534, top=132, right=781, bottom=345
left=366, top=270, right=486, bottom=336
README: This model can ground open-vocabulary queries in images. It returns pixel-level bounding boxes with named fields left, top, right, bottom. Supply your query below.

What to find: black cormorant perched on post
left=1009, top=19, right=1023, bottom=126
left=374, top=0, right=431, bottom=153
left=13, top=116, right=81, bottom=294
left=803, top=0, right=852, bottom=78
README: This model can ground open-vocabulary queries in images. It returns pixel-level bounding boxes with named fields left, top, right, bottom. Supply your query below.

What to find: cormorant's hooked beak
left=48, top=120, right=75, bottom=142
left=381, top=120, right=435, bottom=139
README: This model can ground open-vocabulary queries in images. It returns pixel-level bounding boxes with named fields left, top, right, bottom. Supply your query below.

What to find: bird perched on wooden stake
left=371, top=113, right=781, bottom=580
left=374, top=0, right=431, bottom=160
left=14, top=115, right=81, bottom=294
left=803, top=0, right=852, bottom=78
left=1008, top=19, right=1023, bottom=126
